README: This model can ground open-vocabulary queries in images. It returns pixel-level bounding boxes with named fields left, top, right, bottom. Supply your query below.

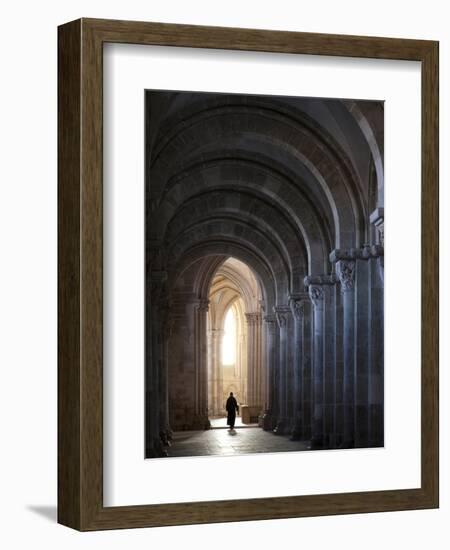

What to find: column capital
left=304, top=275, right=336, bottom=309
left=303, top=274, right=338, bottom=287
left=370, top=207, right=384, bottom=246
left=273, top=305, right=291, bottom=328
left=263, top=314, right=277, bottom=325
left=289, top=292, right=309, bottom=320
left=308, top=285, right=324, bottom=309
left=329, top=245, right=383, bottom=263
left=196, top=299, right=210, bottom=312
left=245, top=312, right=262, bottom=325
left=335, top=260, right=355, bottom=292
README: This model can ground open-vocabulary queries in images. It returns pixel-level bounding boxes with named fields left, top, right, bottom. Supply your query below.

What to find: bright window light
left=222, top=307, right=236, bottom=365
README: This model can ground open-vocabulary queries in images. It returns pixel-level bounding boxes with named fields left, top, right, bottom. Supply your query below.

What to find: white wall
left=0, top=0, right=448, bottom=547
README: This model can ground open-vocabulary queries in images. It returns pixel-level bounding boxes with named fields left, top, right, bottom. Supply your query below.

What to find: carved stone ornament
left=273, top=307, right=290, bottom=328
left=370, top=207, right=385, bottom=247
left=308, top=285, right=324, bottom=303
left=263, top=314, right=277, bottom=326
left=275, top=313, right=287, bottom=328
left=245, top=312, right=262, bottom=325
left=196, top=299, right=210, bottom=313
left=336, top=260, right=355, bottom=292
left=290, top=299, right=305, bottom=320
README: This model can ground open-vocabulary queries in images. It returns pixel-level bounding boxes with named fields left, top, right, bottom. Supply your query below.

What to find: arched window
left=222, top=306, right=237, bottom=365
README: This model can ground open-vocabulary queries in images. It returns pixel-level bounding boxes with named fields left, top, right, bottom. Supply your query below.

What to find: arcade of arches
left=145, top=91, right=384, bottom=458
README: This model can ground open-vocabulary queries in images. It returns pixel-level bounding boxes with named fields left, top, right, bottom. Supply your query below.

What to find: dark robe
left=226, top=396, right=239, bottom=427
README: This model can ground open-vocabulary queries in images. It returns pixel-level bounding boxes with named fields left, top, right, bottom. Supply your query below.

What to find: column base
left=146, top=437, right=168, bottom=458
left=258, top=412, right=265, bottom=427
left=261, top=410, right=276, bottom=431
left=290, top=419, right=303, bottom=441
left=273, top=418, right=289, bottom=435
left=160, top=427, right=173, bottom=446
left=191, top=415, right=211, bottom=430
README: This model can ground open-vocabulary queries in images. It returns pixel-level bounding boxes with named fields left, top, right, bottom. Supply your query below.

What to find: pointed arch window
left=222, top=306, right=237, bottom=365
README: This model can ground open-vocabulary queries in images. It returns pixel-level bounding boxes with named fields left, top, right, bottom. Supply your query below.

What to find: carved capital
left=370, top=207, right=385, bottom=247
left=304, top=275, right=335, bottom=310
left=289, top=292, right=309, bottom=320
left=308, top=285, right=324, bottom=308
left=329, top=245, right=383, bottom=263
left=273, top=306, right=291, bottom=329
left=336, top=260, right=355, bottom=292
left=304, top=274, right=338, bottom=287
left=196, top=299, right=210, bottom=313
left=245, top=312, right=262, bottom=326
left=263, top=314, right=277, bottom=326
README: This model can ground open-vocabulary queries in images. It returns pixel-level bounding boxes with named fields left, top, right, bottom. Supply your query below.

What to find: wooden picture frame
left=58, top=18, right=439, bottom=531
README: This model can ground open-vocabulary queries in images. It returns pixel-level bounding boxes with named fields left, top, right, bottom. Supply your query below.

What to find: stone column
left=354, top=257, right=370, bottom=447
left=304, top=275, right=338, bottom=449
left=159, top=315, right=173, bottom=446
left=261, top=314, right=277, bottom=430
left=366, top=237, right=384, bottom=447
left=301, top=299, right=313, bottom=441
left=166, top=296, right=195, bottom=431
left=193, top=299, right=210, bottom=429
left=289, top=293, right=309, bottom=440
left=307, top=284, right=325, bottom=447
left=209, top=328, right=223, bottom=416
left=146, top=275, right=167, bottom=457
left=331, top=245, right=384, bottom=448
left=334, top=287, right=344, bottom=447
left=370, top=207, right=384, bottom=247
left=334, top=257, right=356, bottom=448
left=370, top=208, right=384, bottom=284
left=245, top=312, right=262, bottom=412
left=239, top=331, right=247, bottom=404
left=146, top=302, right=162, bottom=457
left=273, top=305, right=292, bottom=435
left=367, top=246, right=384, bottom=447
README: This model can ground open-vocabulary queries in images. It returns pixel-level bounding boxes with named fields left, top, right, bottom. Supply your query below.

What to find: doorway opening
left=206, top=257, right=264, bottom=428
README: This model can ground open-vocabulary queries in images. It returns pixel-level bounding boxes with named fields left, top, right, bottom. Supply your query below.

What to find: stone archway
left=145, top=90, right=385, bottom=458
left=207, top=257, right=264, bottom=424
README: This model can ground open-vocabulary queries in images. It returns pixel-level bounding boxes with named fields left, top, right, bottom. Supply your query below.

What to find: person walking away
left=226, top=392, right=239, bottom=431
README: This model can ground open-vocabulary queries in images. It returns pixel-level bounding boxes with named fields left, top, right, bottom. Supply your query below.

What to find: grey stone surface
left=166, top=427, right=310, bottom=458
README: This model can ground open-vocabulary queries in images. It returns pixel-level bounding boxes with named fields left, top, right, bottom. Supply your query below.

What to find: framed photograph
left=58, top=18, right=439, bottom=530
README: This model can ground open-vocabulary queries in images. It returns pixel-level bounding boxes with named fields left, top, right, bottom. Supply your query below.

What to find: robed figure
left=225, top=392, right=239, bottom=429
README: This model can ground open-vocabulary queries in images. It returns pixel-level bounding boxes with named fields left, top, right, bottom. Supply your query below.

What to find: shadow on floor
left=27, top=505, right=57, bottom=523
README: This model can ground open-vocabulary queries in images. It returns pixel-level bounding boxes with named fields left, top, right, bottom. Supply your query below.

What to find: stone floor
left=167, top=423, right=310, bottom=458
left=209, top=416, right=257, bottom=429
